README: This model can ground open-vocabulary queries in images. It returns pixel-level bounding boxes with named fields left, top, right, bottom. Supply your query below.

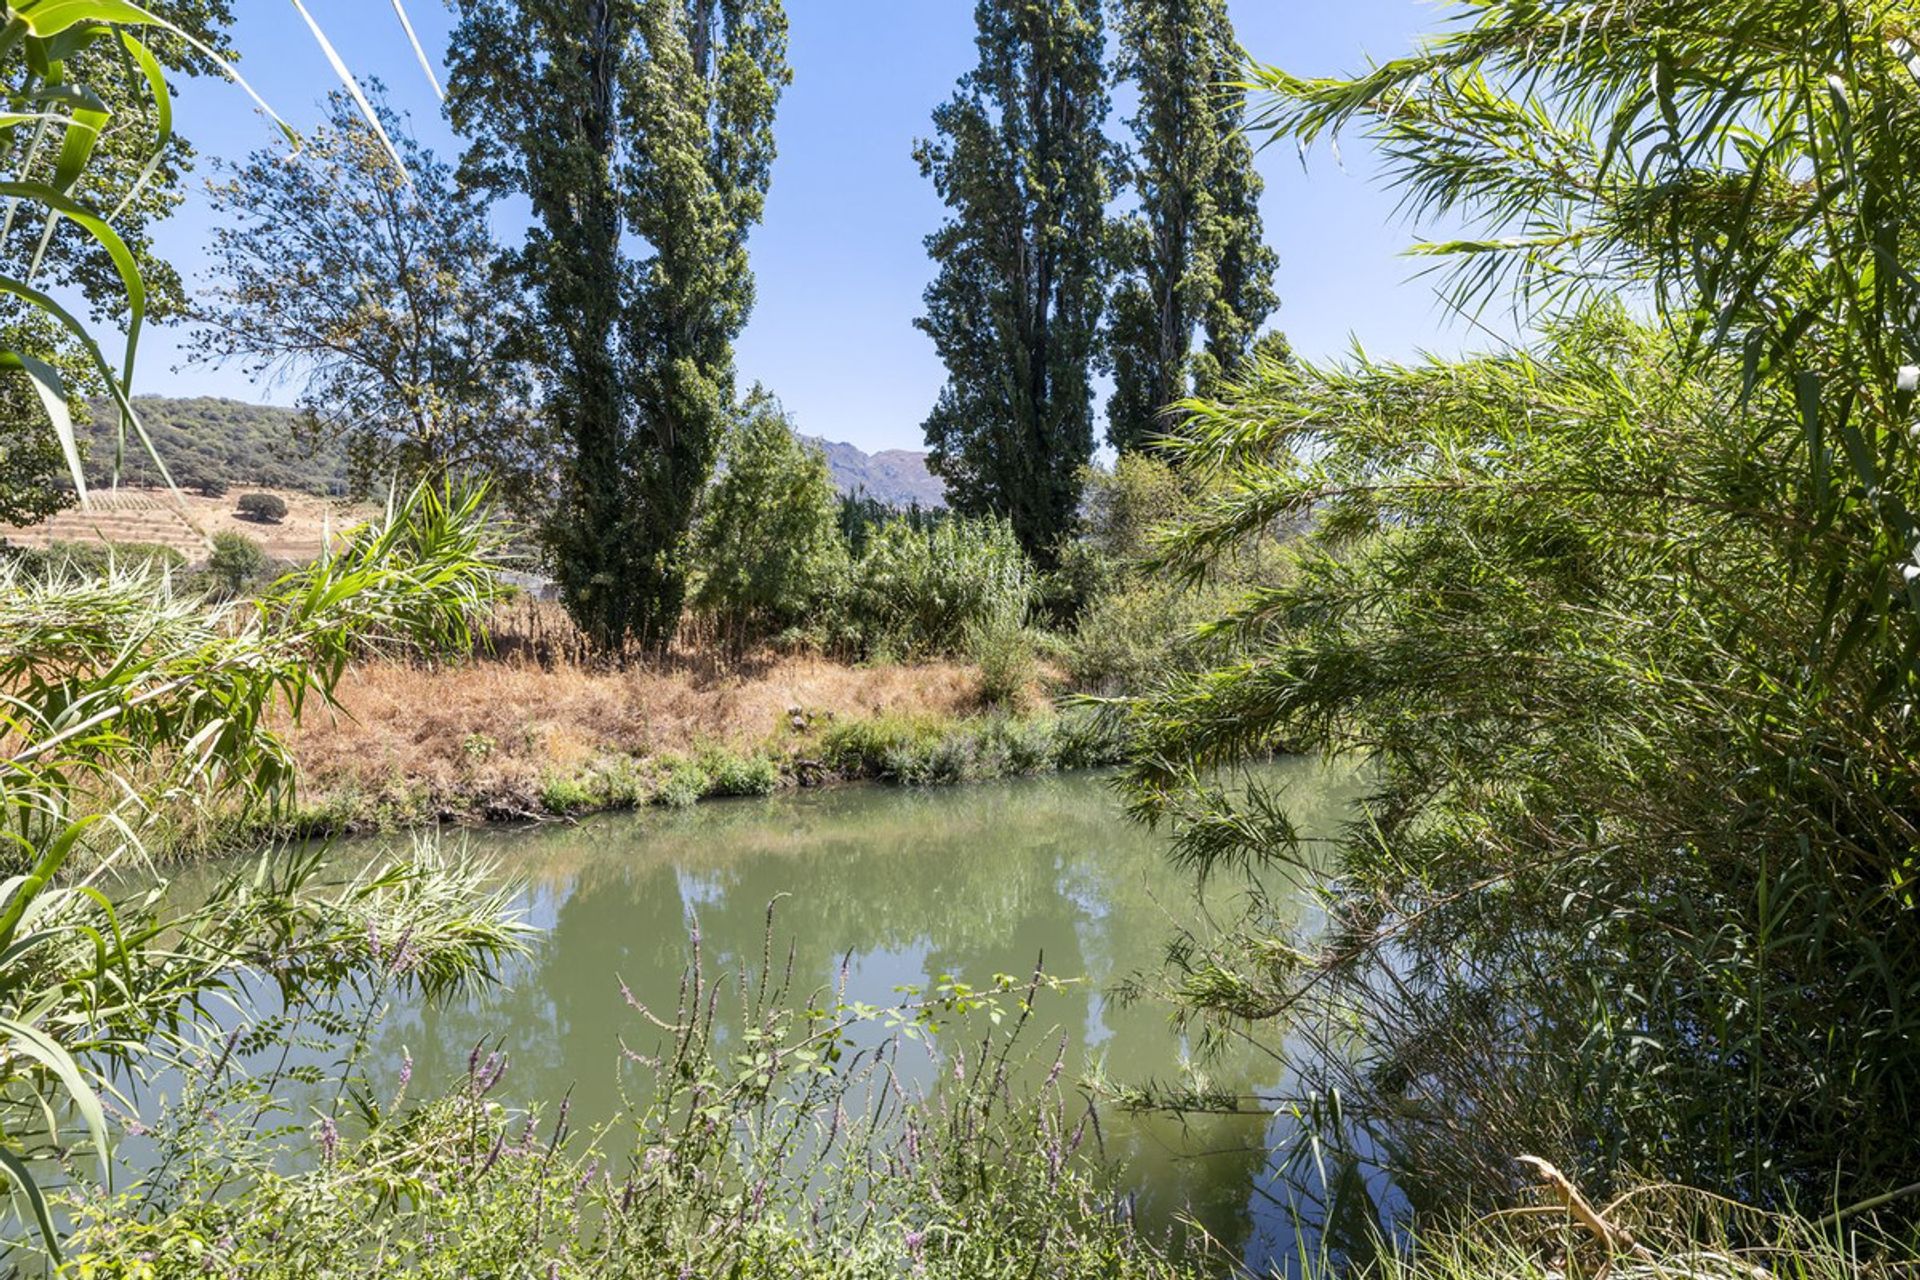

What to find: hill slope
left=83, top=397, right=350, bottom=496
left=75, top=397, right=944, bottom=509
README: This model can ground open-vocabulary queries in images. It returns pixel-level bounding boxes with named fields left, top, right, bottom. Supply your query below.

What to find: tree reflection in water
left=162, top=763, right=1360, bottom=1268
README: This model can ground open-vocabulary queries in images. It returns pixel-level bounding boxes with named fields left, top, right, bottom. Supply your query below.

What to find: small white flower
left=1899, top=365, right=1920, bottom=393
left=1903, top=563, right=1920, bottom=584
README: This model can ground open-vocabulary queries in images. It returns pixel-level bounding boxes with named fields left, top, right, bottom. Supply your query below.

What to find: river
left=158, top=760, right=1367, bottom=1272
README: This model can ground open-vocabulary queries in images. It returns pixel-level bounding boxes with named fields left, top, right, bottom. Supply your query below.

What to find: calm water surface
left=173, top=762, right=1364, bottom=1270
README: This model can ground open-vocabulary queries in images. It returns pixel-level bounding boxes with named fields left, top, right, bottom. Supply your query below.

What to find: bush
left=207, top=530, right=268, bottom=597
left=690, top=390, right=848, bottom=654
left=5, top=539, right=187, bottom=582
left=701, top=749, right=780, bottom=798
left=967, top=610, right=1039, bottom=708
left=833, top=514, right=1034, bottom=659
left=654, top=758, right=711, bottom=809
left=236, top=491, right=288, bottom=523
left=539, top=773, right=594, bottom=815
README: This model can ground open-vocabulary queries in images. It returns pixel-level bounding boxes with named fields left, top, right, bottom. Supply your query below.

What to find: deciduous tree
left=915, top=0, right=1112, bottom=567
left=1104, top=0, right=1277, bottom=454
left=195, top=90, right=537, bottom=505
left=447, top=0, right=789, bottom=654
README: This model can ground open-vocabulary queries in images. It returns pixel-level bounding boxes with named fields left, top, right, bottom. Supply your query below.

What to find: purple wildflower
left=316, top=1115, right=339, bottom=1163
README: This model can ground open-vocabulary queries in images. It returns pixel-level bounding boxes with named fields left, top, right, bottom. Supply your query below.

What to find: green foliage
left=915, top=0, right=1111, bottom=566
left=1110, top=0, right=1920, bottom=1221
left=965, top=609, right=1037, bottom=709
left=0, top=317, right=91, bottom=525
left=539, top=773, right=593, bottom=815
left=80, top=396, right=349, bottom=496
left=195, top=89, right=538, bottom=505
left=832, top=513, right=1034, bottom=660
left=109, top=399, right=322, bottom=495
left=1062, top=454, right=1262, bottom=691
left=236, top=491, right=287, bottom=523
left=1106, top=0, right=1278, bottom=452
left=0, top=482, right=509, bottom=1254
left=54, top=920, right=1199, bottom=1279
left=691, top=389, right=847, bottom=654
left=699, top=748, right=779, bottom=798
left=1125, top=299, right=1920, bottom=1211
left=448, top=0, right=791, bottom=654
left=206, top=528, right=265, bottom=597
left=819, top=708, right=1122, bottom=786
left=653, top=758, right=711, bottom=810
left=1, top=537, right=184, bottom=582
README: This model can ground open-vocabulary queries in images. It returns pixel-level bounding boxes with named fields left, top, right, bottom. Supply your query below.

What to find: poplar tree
left=1105, top=0, right=1277, bottom=454
left=447, top=0, right=788, bottom=653
left=915, top=0, right=1113, bottom=567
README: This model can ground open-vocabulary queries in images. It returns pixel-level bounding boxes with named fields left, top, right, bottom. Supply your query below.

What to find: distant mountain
left=77, top=396, right=945, bottom=510
left=801, top=435, right=946, bottom=510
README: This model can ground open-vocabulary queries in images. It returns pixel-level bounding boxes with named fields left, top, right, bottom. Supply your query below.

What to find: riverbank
left=209, top=652, right=1125, bottom=846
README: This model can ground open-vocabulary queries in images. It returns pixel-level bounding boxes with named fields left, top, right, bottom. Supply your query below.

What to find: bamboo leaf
left=0, top=1015, right=110, bottom=1186
left=0, top=1147, right=61, bottom=1263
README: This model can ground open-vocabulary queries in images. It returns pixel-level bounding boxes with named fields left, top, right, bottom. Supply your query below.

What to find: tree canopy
left=447, top=0, right=790, bottom=653
left=915, top=0, right=1112, bottom=568
left=194, top=90, right=538, bottom=505
left=1105, top=0, right=1277, bottom=454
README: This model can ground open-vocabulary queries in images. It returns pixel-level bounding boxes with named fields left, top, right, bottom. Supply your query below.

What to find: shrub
left=967, top=610, right=1039, bottom=708
left=654, top=758, right=711, bottom=809
left=236, top=491, right=288, bottom=523
left=8, top=539, right=188, bottom=582
left=701, top=749, right=780, bottom=798
left=539, top=773, right=593, bottom=815
left=207, top=530, right=268, bottom=597
left=690, top=390, right=848, bottom=654
left=834, top=514, right=1035, bottom=659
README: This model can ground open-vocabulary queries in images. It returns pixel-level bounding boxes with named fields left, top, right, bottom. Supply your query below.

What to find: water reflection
left=162, top=763, right=1360, bottom=1268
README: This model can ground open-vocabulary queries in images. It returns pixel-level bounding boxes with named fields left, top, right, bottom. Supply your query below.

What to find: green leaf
left=0, top=350, right=84, bottom=499
left=0, top=1147, right=62, bottom=1263
left=0, top=180, right=145, bottom=378
left=13, top=0, right=168, bottom=36
left=0, top=1015, right=110, bottom=1186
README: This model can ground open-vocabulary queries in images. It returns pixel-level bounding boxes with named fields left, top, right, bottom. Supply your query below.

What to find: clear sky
left=142, top=0, right=1481, bottom=455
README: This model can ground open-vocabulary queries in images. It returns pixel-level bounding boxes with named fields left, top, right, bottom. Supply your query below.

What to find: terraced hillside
left=0, top=487, right=373, bottom=564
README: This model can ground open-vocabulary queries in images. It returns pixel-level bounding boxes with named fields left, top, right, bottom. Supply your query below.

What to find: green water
left=180, top=762, right=1360, bottom=1266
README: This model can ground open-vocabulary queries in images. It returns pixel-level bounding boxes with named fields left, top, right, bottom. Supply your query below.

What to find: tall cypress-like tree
left=447, top=0, right=788, bottom=653
left=1105, top=0, right=1277, bottom=454
left=915, top=0, right=1113, bottom=567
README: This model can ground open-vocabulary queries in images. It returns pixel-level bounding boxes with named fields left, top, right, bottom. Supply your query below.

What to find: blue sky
left=144, top=0, right=1481, bottom=455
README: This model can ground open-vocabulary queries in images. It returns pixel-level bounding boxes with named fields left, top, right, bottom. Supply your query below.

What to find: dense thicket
left=915, top=0, right=1112, bottom=568
left=447, top=0, right=790, bottom=654
left=1105, top=0, right=1276, bottom=453
left=1119, top=0, right=1920, bottom=1222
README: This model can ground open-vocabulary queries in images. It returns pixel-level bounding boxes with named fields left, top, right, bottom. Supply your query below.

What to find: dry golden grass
left=286, top=648, right=984, bottom=807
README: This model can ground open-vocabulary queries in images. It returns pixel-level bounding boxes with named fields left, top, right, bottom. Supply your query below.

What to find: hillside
left=83, top=397, right=350, bottom=496
left=0, top=486, right=370, bottom=564
left=74, top=397, right=945, bottom=509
